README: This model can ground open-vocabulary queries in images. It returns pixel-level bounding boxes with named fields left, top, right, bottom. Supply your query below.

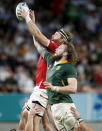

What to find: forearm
left=27, top=20, right=41, bottom=38
left=25, top=115, right=33, bottom=131
left=47, top=109, right=58, bottom=131
left=42, top=113, right=52, bottom=131
left=52, top=85, right=77, bottom=94
left=19, top=9, right=48, bottom=46
left=33, top=37, right=46, bottom=57
left=56, top=78, right=77, bottom=94
left=27, top=20, right=48, bottom=46
left=44, top=79, right=77, bottom=94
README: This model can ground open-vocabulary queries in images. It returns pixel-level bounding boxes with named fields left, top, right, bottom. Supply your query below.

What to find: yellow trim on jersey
left=59, top=60, right=68, bottom=64
left=61, top=80, right=65, bottom=86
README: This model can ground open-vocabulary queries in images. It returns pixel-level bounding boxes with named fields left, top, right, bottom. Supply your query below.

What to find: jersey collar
left=54, top=60, right=68, bottom=66
left=59, top=60, right=68, bottom=64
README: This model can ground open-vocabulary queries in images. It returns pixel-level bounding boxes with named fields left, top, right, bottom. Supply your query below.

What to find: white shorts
left=51, top=103, right=77, bottom=131
left=24, top=86, right=48, bottom=117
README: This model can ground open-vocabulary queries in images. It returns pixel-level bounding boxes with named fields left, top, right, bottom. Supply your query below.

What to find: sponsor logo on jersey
left=56, top=66, right=61, bottom=70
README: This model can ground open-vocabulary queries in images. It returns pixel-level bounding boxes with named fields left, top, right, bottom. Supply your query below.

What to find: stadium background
left=0, top=0, right=102, bottom=130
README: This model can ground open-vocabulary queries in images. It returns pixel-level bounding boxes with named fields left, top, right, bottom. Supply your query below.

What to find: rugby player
left=17, top=9, right=73, bottom=131
left=32, top=36, right=78, bottom=131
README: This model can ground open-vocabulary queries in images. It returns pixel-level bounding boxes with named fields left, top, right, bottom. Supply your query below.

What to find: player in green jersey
left=33, top=32, right=78, bottom=131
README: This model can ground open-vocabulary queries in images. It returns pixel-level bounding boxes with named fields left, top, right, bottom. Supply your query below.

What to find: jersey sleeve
left=43, top=50, right=52, bottom=64
left=47, top=40, right=59, bottom=52
left=66, top=65, right=77, bottom=79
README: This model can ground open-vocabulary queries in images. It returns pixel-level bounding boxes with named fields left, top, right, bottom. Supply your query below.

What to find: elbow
left=71, top=90, right=76, bottom=94
left=72, top=85, right=77, bottom=94
left=71, top=88, right=77, bottom=94
left=66, top=89, right=76, bottom=94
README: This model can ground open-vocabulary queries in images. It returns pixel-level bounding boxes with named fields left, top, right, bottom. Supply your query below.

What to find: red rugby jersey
left=36, top=40, right=59, bottom=89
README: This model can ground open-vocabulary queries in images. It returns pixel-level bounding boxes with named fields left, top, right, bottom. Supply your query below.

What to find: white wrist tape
left=77, top=118, right=84, bottom=123
left=33, top=36, right=35, bottom=43
left=25, top=15, right=31, bottom=23
left=52, top=86, right=59, bottom=92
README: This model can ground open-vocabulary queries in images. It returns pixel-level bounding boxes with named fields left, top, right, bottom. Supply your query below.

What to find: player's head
left=52, top=42, right=78, bottom=65
left=51, top=28, right=73, bottom=45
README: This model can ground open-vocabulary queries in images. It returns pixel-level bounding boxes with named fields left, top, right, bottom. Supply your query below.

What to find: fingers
left=43, top=81, right=47, bottom=84
left=43, top=81, right=50, bottom=86
left=71, top=107, right=81, bottom=119
left=32, top=103, right=36, bottom=108
left=71, top=107, right=76, bottom=117
left=43, top=81, right=53, bottom=90
left=74, top=123, right=81, bottom=130
left=17, top=9, right=26, bottom=16
left=29, top=9, right=32, bottom=15
left=43, top=81, right=49, bottom=87
left=28, top=106, right=36, bottom=116
left=29, top=9, right=35, bottom=23
left=29, top=9, right=34, bottom=15
left=34, top=108, right=43, bottom=114
left=32, top=103, right=44, bottom=113
left=28, top=103, right=44, bottom=117
left=29, top=109, right=41, bottom=117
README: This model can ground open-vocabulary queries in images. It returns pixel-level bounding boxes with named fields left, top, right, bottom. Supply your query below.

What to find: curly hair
left=65, top=42, right=78, bottom=65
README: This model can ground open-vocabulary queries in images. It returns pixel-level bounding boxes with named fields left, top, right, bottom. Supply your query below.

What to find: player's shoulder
left=65, top=63, right=76, bottom=70
left=50, top=40, right=59, bottom=46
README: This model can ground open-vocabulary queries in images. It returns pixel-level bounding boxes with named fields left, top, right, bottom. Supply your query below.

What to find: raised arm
left=33, top=37, right=46, bottom=58
left=18, top=10, right=49, bottom=47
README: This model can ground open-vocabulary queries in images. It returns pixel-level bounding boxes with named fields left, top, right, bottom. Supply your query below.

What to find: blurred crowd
left=0, top=0, right=102, bottom=94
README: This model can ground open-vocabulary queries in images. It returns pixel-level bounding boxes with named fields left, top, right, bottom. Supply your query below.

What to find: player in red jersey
left=18, top=9, right=73, bottom=131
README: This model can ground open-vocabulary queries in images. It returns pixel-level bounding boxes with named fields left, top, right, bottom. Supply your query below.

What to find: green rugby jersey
left=44, top=51, right=77, bottom=105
